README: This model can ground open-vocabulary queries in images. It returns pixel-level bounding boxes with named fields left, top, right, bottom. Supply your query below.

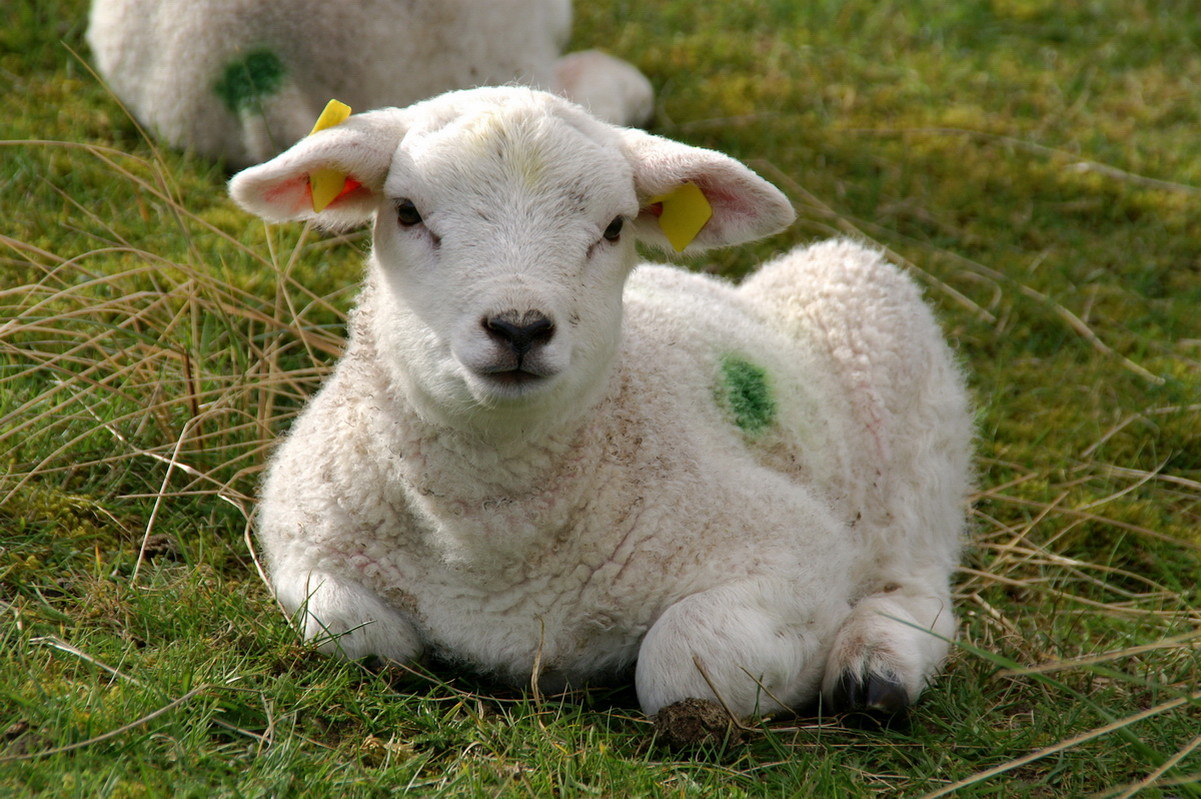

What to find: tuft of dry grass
left=2, top=143, right=351, bottom=517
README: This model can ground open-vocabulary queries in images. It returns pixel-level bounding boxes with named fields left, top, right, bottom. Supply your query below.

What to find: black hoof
left=831, top=670, right=910, bottom=719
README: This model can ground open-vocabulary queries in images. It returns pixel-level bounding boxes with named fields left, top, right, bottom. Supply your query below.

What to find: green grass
left=3, top=0, right=1200, bottom=795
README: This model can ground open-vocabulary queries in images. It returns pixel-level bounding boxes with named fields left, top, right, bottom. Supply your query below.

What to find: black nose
left=483, top=312, right=555, bottom=357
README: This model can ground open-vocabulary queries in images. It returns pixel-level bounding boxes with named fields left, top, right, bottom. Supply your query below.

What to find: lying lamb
left=229, top=87, right=974, bottom=730
left=88, top=0, right=652, bottom=168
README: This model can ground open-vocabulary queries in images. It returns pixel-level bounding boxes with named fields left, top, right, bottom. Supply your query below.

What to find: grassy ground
left=3, top=0, right=1200, bottom=795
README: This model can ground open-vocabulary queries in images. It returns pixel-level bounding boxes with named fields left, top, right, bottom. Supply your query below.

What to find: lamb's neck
left=350, top=269, right=619, bottom=563
left=394, top=407, right=609, bottom=569
left=407, top=412, right=603, bottom=498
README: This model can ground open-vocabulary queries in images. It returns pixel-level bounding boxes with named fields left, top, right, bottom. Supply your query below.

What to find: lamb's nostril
left=484, top=312, right=555, bottom=357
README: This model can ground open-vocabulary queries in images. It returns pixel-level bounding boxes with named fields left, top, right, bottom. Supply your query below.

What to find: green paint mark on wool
left=214, top=49, right=286, bottom=114
left=719, top=356, right=776, bottom=435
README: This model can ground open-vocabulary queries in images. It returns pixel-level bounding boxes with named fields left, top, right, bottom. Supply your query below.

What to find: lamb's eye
left=396, top=199, right=423, bottom=227
left=602, top=216, right=624, bottom=242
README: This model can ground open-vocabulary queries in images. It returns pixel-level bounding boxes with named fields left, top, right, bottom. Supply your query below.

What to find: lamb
left=88, top=0, right=652, bottom=169
left=228, top=86, right=974, bottom=728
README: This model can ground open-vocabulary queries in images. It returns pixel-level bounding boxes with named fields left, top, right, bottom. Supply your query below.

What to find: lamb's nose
left=483, top=312, right=555, bottom=357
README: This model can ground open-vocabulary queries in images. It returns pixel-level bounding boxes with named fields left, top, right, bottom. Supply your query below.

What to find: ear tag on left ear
left=307, top=99, right=353, bottom=212
left=648, top=182, right=713, bottom=252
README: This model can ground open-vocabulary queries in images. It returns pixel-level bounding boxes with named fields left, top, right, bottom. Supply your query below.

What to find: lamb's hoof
left=652, top=697, right=746, bottom=749
left=830, top=671, right=910, bottom=727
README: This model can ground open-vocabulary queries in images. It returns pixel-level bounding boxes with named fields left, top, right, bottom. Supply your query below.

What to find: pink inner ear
left=263, top=176, right=312, bottom=216
left=304, top=176, right=368, bottom=211
left=693, top=180, right=747, bottom=218
left=260, top=176, right=369, bottom=216
left=641, top=181, right=749, bottom=223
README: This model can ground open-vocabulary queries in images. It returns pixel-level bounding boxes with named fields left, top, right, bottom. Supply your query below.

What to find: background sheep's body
left=231, top=87, right=972, bottom=720
left=88, top=0, right=652, bottom=168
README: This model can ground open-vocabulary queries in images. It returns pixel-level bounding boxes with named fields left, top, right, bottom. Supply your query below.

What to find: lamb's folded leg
left=821, top=580, right=954, bottom=716
left=635, top=578, right=848, bottom=719
left=272, top=566, right=423, bottom=664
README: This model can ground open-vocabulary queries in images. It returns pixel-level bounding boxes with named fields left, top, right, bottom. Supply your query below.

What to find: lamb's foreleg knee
left=822, top=582, right=954, bottom=715
left=636, top=580, right=844, bottom=718
left=273, top=567, right=423, bottom=664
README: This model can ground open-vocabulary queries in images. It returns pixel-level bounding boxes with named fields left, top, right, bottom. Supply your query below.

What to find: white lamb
left=88, top=0, right=652, bottom=168
left=229, top=87, right=973, bottom=727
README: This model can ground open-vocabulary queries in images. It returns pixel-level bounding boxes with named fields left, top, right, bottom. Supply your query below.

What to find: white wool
left=229, top=87, right=974, bottom=718
left=88, top=0, right=653, bottom=168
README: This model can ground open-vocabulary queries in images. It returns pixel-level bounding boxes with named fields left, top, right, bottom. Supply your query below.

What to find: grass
left=3, top=0, right=1200, bottom=795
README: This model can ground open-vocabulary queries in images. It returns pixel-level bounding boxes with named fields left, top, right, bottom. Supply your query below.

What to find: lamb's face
left=229, top=86, right=797, bottom=431
left=370, top=99, right=641, bottom=419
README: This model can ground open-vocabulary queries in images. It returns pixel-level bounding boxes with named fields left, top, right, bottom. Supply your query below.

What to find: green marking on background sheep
left=214, top=49, right=286, bottom=114
left=718, top=355, right=776, bottom=435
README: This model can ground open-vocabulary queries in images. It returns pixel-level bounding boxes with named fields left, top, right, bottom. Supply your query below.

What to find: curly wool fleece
left=229, top=87, right=973, bottom=721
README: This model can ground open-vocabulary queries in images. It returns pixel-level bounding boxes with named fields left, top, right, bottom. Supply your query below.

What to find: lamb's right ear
left=619, top=128, right=796, bottom=254
left=228, top=108, right=409, bottom=228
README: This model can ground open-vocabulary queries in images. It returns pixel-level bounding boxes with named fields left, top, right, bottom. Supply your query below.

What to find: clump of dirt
left=652, top=697, right=746, bottom=749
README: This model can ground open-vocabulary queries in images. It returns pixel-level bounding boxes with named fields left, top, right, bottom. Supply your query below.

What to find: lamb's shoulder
left=621, top=263, right=862, bottom=505
left=257, top=339, right=419, bottom=551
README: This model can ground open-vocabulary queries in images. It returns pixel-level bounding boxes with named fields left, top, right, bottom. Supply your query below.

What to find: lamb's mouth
left=484, top=369, right=545, bottom=387
left=471, top=366, right=558, bottom=397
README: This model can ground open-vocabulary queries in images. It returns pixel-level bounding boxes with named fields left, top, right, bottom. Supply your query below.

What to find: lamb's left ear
left=228, top=107, right=410, bottom=228
left=619, top=128, right=796, bottom=253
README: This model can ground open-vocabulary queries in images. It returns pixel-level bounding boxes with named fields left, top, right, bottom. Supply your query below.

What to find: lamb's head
left=230, top=87, right=794, bottom=432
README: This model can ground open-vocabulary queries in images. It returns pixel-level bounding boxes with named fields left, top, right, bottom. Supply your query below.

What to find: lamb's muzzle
left=483, top=312, right=556, bottom=360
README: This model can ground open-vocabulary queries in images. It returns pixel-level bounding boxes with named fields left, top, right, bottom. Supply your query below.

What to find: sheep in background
left=88, top=0, right=653, bottom=168
left=229, top=87, right=973, bottom=733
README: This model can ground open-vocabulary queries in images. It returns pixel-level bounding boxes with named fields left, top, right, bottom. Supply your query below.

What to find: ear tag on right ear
left=648, top=182, right=713, bottom=252
left=307, top=99, right=353, bottom=212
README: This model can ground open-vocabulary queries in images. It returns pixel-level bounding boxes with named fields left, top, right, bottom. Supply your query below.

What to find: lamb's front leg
left=821, top=579, right=955, bottom=715
left=272, top=563, right=423, bottom=664
left=635, top=578, right=849, bottom=719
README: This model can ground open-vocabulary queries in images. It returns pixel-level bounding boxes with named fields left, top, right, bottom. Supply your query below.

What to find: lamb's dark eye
left=602, top=216, right=624, bottom=242
left=396, top=199, right=423, bottom=227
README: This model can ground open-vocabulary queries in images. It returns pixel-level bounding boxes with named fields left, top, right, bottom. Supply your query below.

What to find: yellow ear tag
left=307, top=99, right=353, bottom=212
left=648, top=182, right=713, bottom=252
